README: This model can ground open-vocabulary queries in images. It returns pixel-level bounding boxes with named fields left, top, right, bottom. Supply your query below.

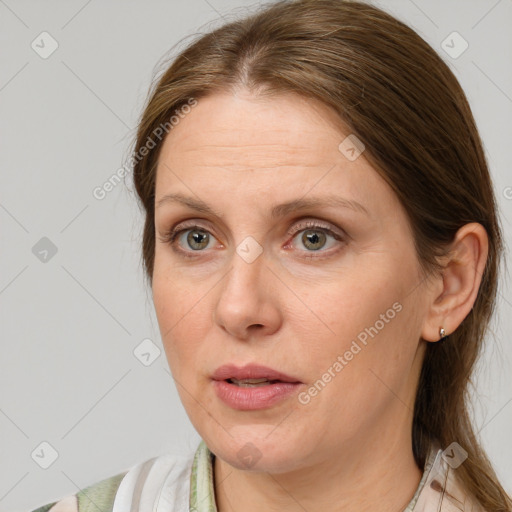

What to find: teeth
left=229, top=378, right=273, bottom=387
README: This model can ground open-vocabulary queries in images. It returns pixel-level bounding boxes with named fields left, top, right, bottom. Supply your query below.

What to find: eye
left=158, top=223, right=218, bottom=257
left=285, top=220, right=345, bottom=258
left=158, top=219, right=346, bottom=260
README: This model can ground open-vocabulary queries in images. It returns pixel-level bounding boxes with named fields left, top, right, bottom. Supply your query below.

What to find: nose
left=213, top=245, right=282, bottom=341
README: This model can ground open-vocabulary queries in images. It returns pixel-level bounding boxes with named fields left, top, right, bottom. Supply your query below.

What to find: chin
left=205, top=427, right=309, bottom=474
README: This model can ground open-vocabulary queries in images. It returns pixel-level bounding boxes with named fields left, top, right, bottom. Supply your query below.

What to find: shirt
left=29, top=438, right=485, bottom=512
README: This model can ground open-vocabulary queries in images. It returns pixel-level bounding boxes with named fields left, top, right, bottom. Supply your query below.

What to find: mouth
left=211, top=364, right=303, bottom=410
left=225, top=377, right=286, bottom=387
left=211, top=363, right=302, bottom=384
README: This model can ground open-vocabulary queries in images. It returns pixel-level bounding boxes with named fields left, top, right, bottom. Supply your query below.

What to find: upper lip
left=212, top=364, right=302, bottom=383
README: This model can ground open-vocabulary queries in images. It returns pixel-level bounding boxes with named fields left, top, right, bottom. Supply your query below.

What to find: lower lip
left=212, top=380, right=302, bottom=410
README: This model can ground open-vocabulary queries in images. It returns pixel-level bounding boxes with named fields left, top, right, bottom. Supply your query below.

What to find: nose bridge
left=213, top=237, right=278, bottom=336
left=223, top=236, right=266, bottom=303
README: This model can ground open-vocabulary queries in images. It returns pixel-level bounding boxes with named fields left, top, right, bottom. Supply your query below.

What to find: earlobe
left=421, top=222, right=489, bottom=343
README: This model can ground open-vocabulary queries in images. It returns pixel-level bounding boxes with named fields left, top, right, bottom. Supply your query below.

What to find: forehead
left=157, top=91, right=350, bottom=171
left=154, top=91, right=401, bottom=224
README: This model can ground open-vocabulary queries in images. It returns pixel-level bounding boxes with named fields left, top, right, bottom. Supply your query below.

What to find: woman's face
left=152, top=90, right=431, bottom=473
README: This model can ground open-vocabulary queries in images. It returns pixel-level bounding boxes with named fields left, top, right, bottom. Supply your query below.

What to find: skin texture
left=151, top=89, right=488, bottom=512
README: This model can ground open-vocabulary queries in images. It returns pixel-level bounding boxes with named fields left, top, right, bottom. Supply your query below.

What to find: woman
left=29, top=0, right=511, bottom=510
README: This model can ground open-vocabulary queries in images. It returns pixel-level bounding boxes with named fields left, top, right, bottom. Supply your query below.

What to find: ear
left=421, top=222, right=489, bottom=343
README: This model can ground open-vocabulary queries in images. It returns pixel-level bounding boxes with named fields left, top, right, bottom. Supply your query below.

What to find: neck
left=213, top=421, right=423, bottom=512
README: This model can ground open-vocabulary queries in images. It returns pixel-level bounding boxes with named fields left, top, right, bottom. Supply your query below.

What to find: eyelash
left=158, top=220, right=346, bottom=260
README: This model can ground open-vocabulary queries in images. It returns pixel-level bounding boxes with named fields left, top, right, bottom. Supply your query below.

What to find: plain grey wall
left=1, top=0, right=511, bottom=510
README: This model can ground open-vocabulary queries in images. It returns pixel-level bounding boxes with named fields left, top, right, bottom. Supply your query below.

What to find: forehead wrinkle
left=162, top=141, right=340, bottom=170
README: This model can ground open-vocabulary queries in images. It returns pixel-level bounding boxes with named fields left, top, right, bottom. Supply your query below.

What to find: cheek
left=297, top=292, right=416, bottom=437
left=300, top=262, right=417, bottom=387
left=312, top=272, right=397, bottom=342
left=152, top=267, right=207, bottom=367
left=152, top=251, right=199, bottom=325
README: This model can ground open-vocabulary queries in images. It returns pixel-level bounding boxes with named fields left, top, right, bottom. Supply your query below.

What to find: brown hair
left=129, top=0, right=510, bottom=509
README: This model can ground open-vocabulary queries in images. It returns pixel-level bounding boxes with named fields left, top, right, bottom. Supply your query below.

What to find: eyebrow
left=155, top=192, right=369, bottom=218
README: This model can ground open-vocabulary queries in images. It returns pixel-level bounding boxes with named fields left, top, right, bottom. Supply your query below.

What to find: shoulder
left=28, top=449, right=196, bottom=512
left=115, top=450, right=194, bottom=509
left=28, top=469, right=127, bottom=512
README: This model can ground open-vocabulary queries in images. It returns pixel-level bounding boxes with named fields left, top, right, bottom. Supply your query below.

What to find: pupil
left=303, top=230, right=325, bottom=250
left=188, top=230, right=208, bottom=250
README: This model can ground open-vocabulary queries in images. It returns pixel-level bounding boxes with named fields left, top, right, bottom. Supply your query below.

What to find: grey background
left=1, top=0, right=511, bottom=510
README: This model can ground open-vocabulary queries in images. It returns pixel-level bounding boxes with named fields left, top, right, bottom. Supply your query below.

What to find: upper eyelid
left=171, top=218, right=342, bottom=237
